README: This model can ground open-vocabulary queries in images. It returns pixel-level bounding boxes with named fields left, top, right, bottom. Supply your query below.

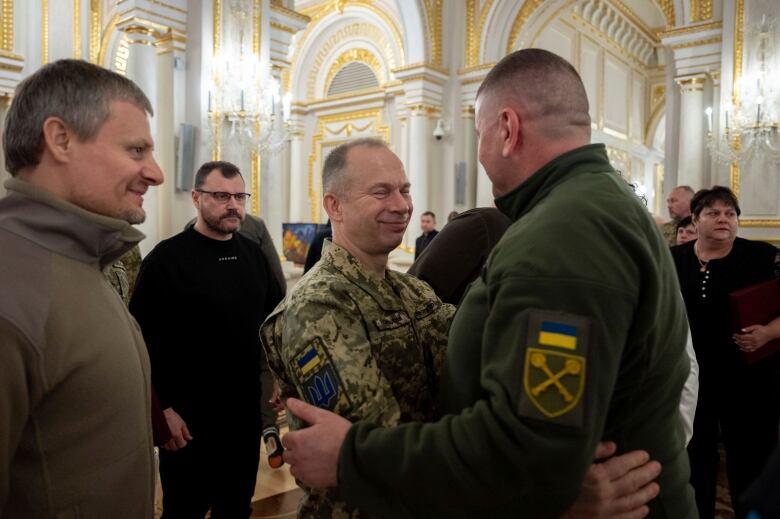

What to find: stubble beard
left=116, top=207, right=146, bottom=225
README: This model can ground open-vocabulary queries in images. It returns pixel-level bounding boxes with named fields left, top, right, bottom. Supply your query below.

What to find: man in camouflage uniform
left=104, top=245, right=142, bottom=305
left=261, top=138, right=455, bottom=517
left=660, top=185, right=694, bottom=246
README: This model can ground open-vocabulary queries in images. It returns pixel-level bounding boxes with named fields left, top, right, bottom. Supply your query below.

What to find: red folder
left=729, top=278, right=780, bottom=364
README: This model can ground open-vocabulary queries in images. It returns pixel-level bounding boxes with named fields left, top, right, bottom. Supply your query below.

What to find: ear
left=498, top=107, right=521, bottom=158
left=323, top=192, right=343, bottom=222
left=191, top=189, right=201, bottom=209
left=41, top=117, right=73, bottom=163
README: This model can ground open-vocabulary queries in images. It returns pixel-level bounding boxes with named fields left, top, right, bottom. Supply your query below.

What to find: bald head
left=477, top=48, right=591, bottom=139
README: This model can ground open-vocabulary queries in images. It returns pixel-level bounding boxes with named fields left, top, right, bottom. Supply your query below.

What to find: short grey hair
left=3, top=59, right=153, bottom=176
left=477, top=48, right=590, bottom=136
left=322, top=138, right=388, bottom=196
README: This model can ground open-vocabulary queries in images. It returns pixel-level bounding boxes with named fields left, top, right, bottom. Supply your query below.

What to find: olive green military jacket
left=260, top=240, right=454, bottom=518
left=338, top=144, right=697, bottom=518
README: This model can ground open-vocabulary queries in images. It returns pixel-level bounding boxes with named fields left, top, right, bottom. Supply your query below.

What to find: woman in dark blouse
left=671, top=186, right=780, bottom=519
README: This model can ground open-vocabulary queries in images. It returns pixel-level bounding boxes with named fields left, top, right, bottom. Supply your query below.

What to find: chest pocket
left=368, top=310, right=433, bottom=420
left=414, top=301, right=438, bottom=321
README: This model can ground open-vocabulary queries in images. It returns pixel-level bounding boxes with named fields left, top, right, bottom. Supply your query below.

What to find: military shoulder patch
left=518, top=310, right=591, bottom=429
left=292, top=337, right=351, bottom=412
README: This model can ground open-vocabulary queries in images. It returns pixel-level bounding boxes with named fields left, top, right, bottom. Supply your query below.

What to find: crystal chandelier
left=706, top=15, right=780, bottom=166
left=208, top=1, right=291, bottom=154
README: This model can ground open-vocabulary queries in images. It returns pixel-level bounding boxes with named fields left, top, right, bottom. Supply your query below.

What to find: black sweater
left=130, top=227, right=282, bottom=432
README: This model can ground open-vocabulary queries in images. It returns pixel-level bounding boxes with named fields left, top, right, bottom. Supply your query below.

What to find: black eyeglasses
left=196, top=190, right=251, bottom=203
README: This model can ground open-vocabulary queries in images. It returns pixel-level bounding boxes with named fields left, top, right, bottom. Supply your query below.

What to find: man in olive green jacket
left=280, top=49, right=696, bottom=518
left=0, top=60, right=162, bottom=518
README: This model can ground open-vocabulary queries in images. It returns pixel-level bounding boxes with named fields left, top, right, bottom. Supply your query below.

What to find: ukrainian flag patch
left=292, top=338, right=351, bottom=413
left=518, top=310, right=592, bottom=429
left=538, top=321, right=577, bottom=350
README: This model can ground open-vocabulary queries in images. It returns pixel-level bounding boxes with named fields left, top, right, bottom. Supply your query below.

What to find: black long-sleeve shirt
left=130, top=227, right=282, bottom=433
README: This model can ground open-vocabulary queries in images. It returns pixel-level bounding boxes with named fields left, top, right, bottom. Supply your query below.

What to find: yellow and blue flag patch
left=538, top=321, right=578, bottom=350
left=519, top=310, right=591, bottom=429
left=292, top=338, right=351, bottom=412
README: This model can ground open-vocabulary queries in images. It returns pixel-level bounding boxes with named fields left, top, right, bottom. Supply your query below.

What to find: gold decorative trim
left=475, top=0, right=494, bottom=64
left=670, top=36, right=722, bottom=49
left=392, top=61, right=448, bottom=75
left=324, top=48, right=384, bottom=94
left=658, top=20, right=721, bottom=38
left=422, top=0, right=442, bottom=65
left=305, top=22, right=397, bottom=100
left=117, top=7, right=184, bottom=30
left=654, top=0, right=675, bottom=27
left=728, top=0, right=743, bottom=201
left=42, top=0, right=49, bottom=64
left=73, top=0, right=81, bottom=58
left=253, top=0, right=260, bottom=55
left=675, top=76, right=706, bottom=86
left=96, top=14, right=118, bottom=65
left=269, top=3, right=311, bottom=25
left=89, top=0, right=101, bottom=63
left=466, top=0, right=476, bottom=66
left=270, top=20, right=297, bottom=34
left=1, top=0, right=14, bottom=51
left=458, top=62, right=496, bottom=75
left=250, top=150, right=260, bottom=214
left=740, top=220, right=780, bottom=228
left=406, top=103, right=440, bottom=115
left=399, top=73, right=444, bottom=86
left=690, top=0, right=714, bottom=22
left=507, top=0, right=543, bottom=54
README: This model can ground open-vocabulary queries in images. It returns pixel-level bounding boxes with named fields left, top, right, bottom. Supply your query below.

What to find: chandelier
left=208, top=1, right=291, bottom=154
left=706, top=15, right=780, bottom=166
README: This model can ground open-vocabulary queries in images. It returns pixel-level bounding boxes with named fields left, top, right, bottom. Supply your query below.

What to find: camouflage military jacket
left=261, top=240, right=454, bottom=519
left=661, top=219, right=678, bottom=246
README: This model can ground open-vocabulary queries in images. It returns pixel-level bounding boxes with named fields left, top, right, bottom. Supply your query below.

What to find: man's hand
left=282, top=398, right=351, bottom=487
left=162, top=407, right=193, bottom=451
left=562, top=442, right=661, bottom=519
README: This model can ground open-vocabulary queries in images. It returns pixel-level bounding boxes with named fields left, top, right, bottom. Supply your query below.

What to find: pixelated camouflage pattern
left=104, top=245, right=142, bottom=305
left=260, top=240, right=455, bottom=519
left=660, top=220, right=677, bottom=246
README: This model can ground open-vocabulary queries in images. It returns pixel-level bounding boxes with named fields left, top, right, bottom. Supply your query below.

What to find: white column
left=476, top=163, right=493, bottom=207
left=262, top=153, right=284, bottom=254
left=676, top=76, right=706, bottom=190
left=408, top=106, right=430, bottom=235
left=287, top=118, right=306, bottom=222
left=155, top=35, right=176, bottom=241
left=461, top=106, right=477, bottom=208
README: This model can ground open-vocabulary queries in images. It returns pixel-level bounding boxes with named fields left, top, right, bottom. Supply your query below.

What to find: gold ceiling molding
left=458, top=62, right=495, bottom=75
left=324, top=48, right=385, bottom=93
left=305, top=22, right=395, bottom=100
left=670, top=36, right=722, bottom=49
left=1, top=0, right=14, bottom=51
left=253, top=0, right=260, bottom=55
left=391, top=61, right=447, bottom=74
left=658, top=20, right=721, bottom=38
left=301, top=85, right=384, bottom=107
left=653, top=0, right=675, bottom=27
left=465, top=0, right=493, bottom=66
left=507, top=0, right=544, bottom=54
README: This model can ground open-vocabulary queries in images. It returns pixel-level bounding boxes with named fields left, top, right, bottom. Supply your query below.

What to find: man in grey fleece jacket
left=0, top=59, right=163, bottom=517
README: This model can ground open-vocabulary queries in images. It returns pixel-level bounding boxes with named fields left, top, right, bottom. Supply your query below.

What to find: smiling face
left=335, top=145, right=412, bottom=256
left=65, top=100, right=163, bottom=223
left=693, top=199, right=738, bottom=245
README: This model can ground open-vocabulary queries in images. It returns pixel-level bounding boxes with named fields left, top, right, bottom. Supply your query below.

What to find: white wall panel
left=535, top=22, right=576, bottom=64
left=579, top=36, right=600, bottom=125
left=603, top=54, right=629, bottom=136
